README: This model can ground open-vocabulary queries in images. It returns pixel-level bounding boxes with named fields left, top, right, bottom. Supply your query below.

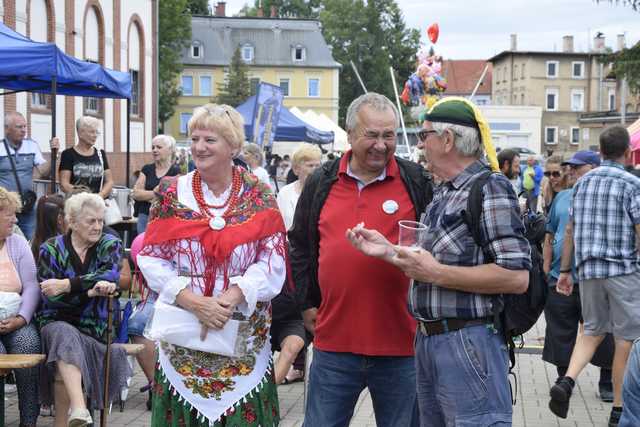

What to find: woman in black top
left=59, top=116, right=114, bottom=198
left=131, top=134, right=180, bottom=233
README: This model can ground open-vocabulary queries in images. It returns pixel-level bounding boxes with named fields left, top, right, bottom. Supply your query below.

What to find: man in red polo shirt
left=289, top=92, right=432, bottom=427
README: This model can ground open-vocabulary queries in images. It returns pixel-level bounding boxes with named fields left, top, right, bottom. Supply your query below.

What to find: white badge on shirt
left=382, top=199, right=399, bottom=215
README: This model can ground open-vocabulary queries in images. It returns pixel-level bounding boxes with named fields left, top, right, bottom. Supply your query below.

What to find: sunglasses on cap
left=544, top=171, right=561, bottom=178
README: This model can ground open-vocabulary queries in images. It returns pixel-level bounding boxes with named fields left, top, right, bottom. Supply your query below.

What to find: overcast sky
left=211, top=0, right=640, bottom=59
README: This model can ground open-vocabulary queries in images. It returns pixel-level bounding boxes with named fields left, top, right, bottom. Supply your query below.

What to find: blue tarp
left=236, top=95, right=334, bottom=144
left=0, top=22, right=131, bottom=99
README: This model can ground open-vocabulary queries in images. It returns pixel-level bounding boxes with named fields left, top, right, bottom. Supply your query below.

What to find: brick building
left=0, top=0, right=157, bottom=185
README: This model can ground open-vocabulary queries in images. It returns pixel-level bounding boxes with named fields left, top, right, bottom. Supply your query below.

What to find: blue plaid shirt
left=409, top=160, right=531, bottom=320
left=571, top=160, right=640, bottom=281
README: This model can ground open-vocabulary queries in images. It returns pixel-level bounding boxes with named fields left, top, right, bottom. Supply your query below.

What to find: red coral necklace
left=192, top=167, right=242, bottom=230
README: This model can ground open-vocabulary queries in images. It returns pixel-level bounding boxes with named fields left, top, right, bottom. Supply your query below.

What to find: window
left=572, top=61, right=584, bottom=78
left=521, top=63, right=526, bottom=79
left=180, top=113, right=192, bottom=134
left=191, top=42, right=202, bottom=58
left=249, top=78, right=260, bottom=96
left=570, top=127, right=580, bottom=145
left=130, top=70, right=140, bottom=116
left=242, top=44, right=254, bottom=62
left=293, top=46, right=305, bottom=62
left=546, top=88, right=558, bottom=111
left=200, top=76, right=212, bottom=97
left=571, top=89, right=584, bottom=112
left=84, top=60, right=100, bottom=114
left=608, top=89, right=616, bottom=111
left=181, top=76, right=193, bottom=96
left=545, top=126, right=558, bottom=144
left=521, top=93, right=525, bottom=105
left=546, top=61, right=559, bottom=78
left=31, top=92, right=47, bottom=109
left=308, top=78, right=319, bottom=97
left=514, top=65, right=518, bottom=80
left=279, top=78, right=290, bottom=96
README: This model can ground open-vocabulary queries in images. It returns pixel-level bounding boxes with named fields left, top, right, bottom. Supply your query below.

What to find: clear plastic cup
left=398, top=220, right=427, bottom=250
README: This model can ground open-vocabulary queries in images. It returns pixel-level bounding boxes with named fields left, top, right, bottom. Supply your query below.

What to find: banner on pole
left=251, top=82, right=284, bottom=147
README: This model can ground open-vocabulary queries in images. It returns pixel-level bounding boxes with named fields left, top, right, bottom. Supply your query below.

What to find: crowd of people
left=1, top=91, right=640, bottom=427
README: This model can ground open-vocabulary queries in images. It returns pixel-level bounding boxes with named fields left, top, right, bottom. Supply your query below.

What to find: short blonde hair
left=76, top=116, right=100, bottom=133
left=65, top=192, right=105, bottom=224
left=188, top=104, right=245, bottom=152
left=292, top=143, right=322, bottom=167
left=0, top=187, right=21, bottom=213
left=243, top=143, right=264, bottom=165
left=152, top=134, right=177, bottom=151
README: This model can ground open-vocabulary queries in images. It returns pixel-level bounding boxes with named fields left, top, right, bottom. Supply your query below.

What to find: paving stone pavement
left=3, top=317, right=614, bottom=426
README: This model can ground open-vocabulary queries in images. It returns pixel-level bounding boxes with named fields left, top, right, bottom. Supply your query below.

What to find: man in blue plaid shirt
left=549, top=125, right=640, bottom=427
left=348, top=98, right=531, bottom=426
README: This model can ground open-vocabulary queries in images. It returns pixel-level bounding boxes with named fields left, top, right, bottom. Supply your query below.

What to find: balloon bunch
left=401, top=23, right=447, bottom=111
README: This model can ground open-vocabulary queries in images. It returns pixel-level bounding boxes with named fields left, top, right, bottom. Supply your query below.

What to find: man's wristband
left=559, top=268, right=572, bottom=274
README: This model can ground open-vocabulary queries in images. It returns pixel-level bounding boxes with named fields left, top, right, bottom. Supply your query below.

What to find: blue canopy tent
left=236, top=95, right=334, bottom=144
left=0, top=22, right=132, bottom=190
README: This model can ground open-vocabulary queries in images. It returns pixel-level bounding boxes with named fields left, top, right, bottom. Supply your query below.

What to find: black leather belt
left=418, top=317, right=493, bottom=336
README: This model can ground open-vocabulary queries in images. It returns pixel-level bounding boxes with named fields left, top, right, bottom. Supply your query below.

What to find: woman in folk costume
left=137, top=103, right=287, bottom=426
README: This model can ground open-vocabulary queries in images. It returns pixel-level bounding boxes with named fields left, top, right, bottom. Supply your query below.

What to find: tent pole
left=126, top=98, right=131, bottom=188
left=50, top=76, right=57, bottom=194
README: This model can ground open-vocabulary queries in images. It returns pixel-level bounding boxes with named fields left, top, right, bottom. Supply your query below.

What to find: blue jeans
left=415, top=324, right=512, bottom=427
left=17, top=208, right=36, bottom=241
left=137, top=213, right=149, bottom=235
left=620, top=339, right=640, bottom=427
left=304, top=349, right=419, bottom=427
left=127, top=299, right=155, bottom=337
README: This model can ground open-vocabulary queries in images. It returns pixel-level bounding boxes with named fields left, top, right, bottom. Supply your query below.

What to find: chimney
left=214, top=2, right=226, bottom=17
left=617, top=34, right=626, bottom=51
left=510, top=34, right=517, bottom=51
left=562, top=35, right=574, bottom=53
left=593, top=33, right=605, bottom=52
left=270, top=5, right=277, bottom=18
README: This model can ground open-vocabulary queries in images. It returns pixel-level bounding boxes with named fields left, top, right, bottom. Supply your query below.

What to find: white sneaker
left=68, top=408, right=92, bottom=427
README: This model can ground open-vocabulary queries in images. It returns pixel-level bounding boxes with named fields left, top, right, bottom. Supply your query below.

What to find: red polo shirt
left=314, top=152, right=417, bottom=356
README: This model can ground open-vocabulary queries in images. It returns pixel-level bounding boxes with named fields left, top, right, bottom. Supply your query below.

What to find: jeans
left=415, top=324, right=512, bottom=427
left=620, top=339, right=640, bottom=427
left=16, top=208, right=36, bottom=241
left=137, top=213, right=149, bottom=235
left=303, top=348, right=419, bottom=427
left=127, top=299, right=155, bottom=337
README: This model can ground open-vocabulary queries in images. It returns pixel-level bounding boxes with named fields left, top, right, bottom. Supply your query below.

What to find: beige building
left=488, top=34, right=625, bottom=156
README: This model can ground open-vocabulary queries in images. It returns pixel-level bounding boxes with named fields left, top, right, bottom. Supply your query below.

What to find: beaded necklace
left=192, top=167, right=242, bottom=230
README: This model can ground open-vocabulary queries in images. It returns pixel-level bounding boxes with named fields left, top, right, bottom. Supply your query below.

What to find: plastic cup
left=398, top=220, right=427, bottom=250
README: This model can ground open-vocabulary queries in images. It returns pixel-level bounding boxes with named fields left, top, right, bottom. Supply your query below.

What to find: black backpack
left=462, top=171, right=548, bottom=401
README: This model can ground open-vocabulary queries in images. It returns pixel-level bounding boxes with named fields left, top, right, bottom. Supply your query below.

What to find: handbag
left=2, top=139, right=37, bottom=213
left=96, top=148, right=122, bottom=225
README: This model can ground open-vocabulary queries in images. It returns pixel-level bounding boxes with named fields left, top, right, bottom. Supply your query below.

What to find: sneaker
left=608, top=407, right=622, bottom=427
left=599, top=382, right=614, bottom=403
left=68, top=408, right=92, bottom=427
left=549, top=376, right=574, bottom=419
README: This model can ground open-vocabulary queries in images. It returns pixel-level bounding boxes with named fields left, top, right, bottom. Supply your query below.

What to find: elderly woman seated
left=36, top=192, right=131, bottom=427
left=0, top=187, right=41, bottom=427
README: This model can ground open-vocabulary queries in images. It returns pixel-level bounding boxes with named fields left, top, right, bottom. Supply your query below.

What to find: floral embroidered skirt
left=151, top=366, right=280, bottom=427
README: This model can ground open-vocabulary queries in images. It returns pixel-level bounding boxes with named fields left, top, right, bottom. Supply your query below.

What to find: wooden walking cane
left=101, top=295, right=114, bottom=427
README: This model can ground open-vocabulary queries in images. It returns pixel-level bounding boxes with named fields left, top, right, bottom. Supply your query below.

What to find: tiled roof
left=184, top=16, right=340, bottom=68
left=442, top=60, right=492, bottom=96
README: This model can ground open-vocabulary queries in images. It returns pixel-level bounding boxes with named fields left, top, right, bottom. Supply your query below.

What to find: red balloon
left=427, top=23, right=439, bottom=44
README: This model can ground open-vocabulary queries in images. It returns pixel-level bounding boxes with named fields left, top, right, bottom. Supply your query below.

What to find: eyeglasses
left=544, top=171, right=562, bottom=178
left=417, top=129, right=439, bottom=142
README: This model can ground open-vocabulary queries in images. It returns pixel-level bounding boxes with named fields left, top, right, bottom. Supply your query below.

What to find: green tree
left=216, top=47, right=251, bottom=107
left=239, top=0, right=320, bottom=18
left=320, top=0, right=419, bottom=125
left=188, top=0, right=211, bottom=15
left=158, top=0, right=192, bottom=132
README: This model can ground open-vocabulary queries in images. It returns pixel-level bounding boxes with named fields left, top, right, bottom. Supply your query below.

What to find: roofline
left=191, top=14, right=321, bottom=23
left=182, top=62, right=341, bottom=69
left=488, top=50, right=609, bottom=63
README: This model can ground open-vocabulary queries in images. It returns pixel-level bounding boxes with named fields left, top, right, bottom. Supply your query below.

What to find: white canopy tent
left=290, top=107, right=349, bottom=152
